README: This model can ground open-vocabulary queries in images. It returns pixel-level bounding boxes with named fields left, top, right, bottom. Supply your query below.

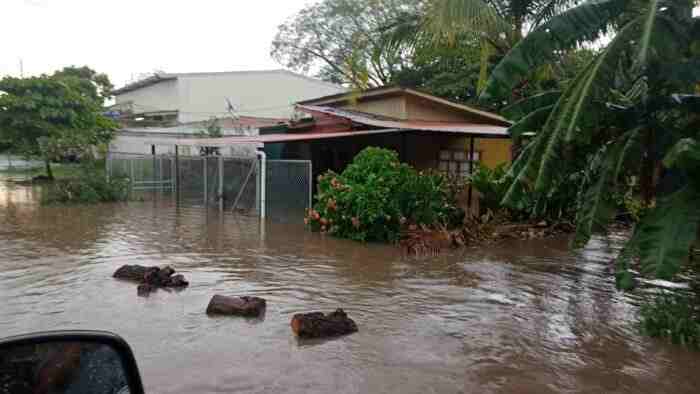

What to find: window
left=438, top=150, right=480, bottom=178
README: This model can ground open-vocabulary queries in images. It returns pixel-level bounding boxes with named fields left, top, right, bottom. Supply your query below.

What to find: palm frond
left=636, top=184, right=700, bottom=279
left=573, top=128, right=642, bottom=247
left=481, top=0, right=630, bottom=101
left=636, top=0, right=660, bottom=67
left=664, top=137, right=700, bottom=171
left=426, top=0, right=511, bottom=42
left=502, top=91, right=562, bottom=120
left=507, top=105, right=555, bottom=139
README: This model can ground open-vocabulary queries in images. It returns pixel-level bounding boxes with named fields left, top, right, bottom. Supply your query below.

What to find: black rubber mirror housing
left=0, top=330, right=145, bottom=394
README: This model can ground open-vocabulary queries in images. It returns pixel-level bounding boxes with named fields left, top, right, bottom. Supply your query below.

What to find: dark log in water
left=114, top=265, right=189, bottom=296
left=291, top=309, right=358, bottom=338
left=206, top=295, right=266, bottom=317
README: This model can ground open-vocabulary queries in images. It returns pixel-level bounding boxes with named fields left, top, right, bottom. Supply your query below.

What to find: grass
left=0, top=162, right=97, bottom=180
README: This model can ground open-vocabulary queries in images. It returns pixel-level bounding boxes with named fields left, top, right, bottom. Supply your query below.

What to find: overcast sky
left=1, top=0, right=315, bottom=88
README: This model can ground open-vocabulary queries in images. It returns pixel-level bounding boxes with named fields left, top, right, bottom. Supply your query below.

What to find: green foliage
left=425, top=0, right=585, bottom=98
left=480, top=0, right=630, bottom=101
left=0, top=66, right=117, bottom=178
left=306, top=147, right=462, bottom=242
left=468, top=163, right=510, bottom=213
left=640, top=292, right=700, bottom=348
left=271, top=0, right=423, bottom=87
left=486, top=0, right=699, bottom=290
left=42, top=164, right=130, bottom=205
left=635, top=186, right=700, bottom=280
left=197, top=118, right=223, bottom=156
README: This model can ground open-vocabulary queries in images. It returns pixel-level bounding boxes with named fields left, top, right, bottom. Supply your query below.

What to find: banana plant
left=482, top=0, right=700, bottom=287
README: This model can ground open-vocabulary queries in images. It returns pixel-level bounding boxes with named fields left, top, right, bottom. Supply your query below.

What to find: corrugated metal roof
left=112, top=70, right=345, bottom=95
left=296, top=86, right=511, bottom=126
left=297, top=105, right=509, bottom=137
left=141, top=128, right=404, bottom=147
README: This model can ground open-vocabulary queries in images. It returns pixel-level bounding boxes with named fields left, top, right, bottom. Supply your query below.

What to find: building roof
left=112, top=69, right=344, bottom=95
left=297, top=105, right=509, bottom=137
left=140, top=128, right=404, bottom=148
left=296, top=86, right=511, bottom=126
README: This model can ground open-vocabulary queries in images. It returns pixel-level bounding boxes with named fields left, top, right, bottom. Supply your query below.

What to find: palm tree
left=482, top=0, right=700, bottom=287
left=423, top=0, right=579, bottom=91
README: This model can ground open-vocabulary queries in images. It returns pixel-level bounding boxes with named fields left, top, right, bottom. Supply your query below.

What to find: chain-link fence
left=106, top=152, right=312, bottom=221
left=266, top=160, right=312, bottom=222
left=107, top=152, right=175, bottom=192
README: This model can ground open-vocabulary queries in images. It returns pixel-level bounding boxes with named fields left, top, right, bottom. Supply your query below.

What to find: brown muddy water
left=1, top=178, right=699, bottom=394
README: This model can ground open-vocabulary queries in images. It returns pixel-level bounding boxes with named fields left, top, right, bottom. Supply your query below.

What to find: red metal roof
left=141, top=128, right=404, bottom=147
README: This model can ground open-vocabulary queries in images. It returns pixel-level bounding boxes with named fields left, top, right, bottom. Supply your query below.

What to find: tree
left=483, top=0, right=700, bottom=286
left=271, top=0, right=424, bottom=88
left=421, top=0, right=579, bottom=93
left=0, top=68, right=116, bottom=179
left=198, top=118, right=223, bottom=156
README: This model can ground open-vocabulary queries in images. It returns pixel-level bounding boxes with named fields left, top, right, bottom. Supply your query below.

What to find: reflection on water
left=1, top=178, right=699, bottom=394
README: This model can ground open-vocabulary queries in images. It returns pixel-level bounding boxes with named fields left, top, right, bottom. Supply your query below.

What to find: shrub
left=306, top=147, right=462, bottom=242
left=639, top=292, right=700, bottom=348
left=42, top=167, right=130, bottom=204
left=468, top=163, right=510, bottom=213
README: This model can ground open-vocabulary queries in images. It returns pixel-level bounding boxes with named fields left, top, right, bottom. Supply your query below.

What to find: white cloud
left=0, top=0, right=314, bottom=87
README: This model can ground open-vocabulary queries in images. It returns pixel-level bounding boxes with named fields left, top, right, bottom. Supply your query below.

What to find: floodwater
left=1, top=178, right=699, bottom=394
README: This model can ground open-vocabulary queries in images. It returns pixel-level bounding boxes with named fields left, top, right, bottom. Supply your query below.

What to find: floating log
left=113, top=265, right=189, bottom=295
left=206, top=295, right=266, bottom=317
left=291, top=309, right=358, bottom=338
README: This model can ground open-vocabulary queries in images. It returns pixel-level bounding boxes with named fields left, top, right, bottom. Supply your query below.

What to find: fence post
left=203, top=157, right=208, bottom=207
left=175, top=145, right=180, bottom=203
left=129, top=158, right=135, bottom=194
left=308, top=161, right=313, bottom=210
left=159, top=156, right=163, bottom=191
left=218, top=156, right=224, bottom=212
left=105, top=150, right=111, bottom=182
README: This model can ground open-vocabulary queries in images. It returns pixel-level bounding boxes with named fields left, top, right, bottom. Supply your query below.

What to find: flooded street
left=1, top=179, right=699, bottom=394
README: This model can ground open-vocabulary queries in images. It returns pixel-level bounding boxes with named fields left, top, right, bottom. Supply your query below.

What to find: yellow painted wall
left=441, top=137, right=512, bottom=169
left=335, top=93, right=512, bottom=169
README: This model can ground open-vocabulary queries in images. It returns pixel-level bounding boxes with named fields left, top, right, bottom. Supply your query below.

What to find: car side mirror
left=0, top=330, right=145, bottom=394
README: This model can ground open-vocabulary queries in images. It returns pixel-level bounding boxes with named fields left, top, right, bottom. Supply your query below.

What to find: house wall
left=176, top=71, right=345, bottom=123
left=405, top=95, right=485, bottom=123
left=114, top=80, right=180, bottom=113
left=339, top=96, right=408, bottom=119
left=335, top=94, right=512, bottom=169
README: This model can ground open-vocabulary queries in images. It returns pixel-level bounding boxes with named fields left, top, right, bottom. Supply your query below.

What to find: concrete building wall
left=176, top=71, right=345, bottom=123
left=114, top=80, right=180, bottom=113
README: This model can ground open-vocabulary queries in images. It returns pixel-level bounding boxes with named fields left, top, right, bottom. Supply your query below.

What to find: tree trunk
left=640, top=128, right=656, bottom=207
left=44, top=159, right=54, bottom=181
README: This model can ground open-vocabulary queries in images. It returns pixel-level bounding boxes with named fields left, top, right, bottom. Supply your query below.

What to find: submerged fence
left=107, top=152, right=312, bottom=221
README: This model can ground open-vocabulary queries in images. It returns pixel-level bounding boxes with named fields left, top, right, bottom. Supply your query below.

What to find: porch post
left=467, top=137, right=475, bottom=212
left=401, top=132, right=407, bottom=162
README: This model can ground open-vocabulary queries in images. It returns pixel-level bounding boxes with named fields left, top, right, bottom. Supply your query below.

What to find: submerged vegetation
left=306, top=147, right=463, bottom=242
left=640, top=292, right=700, bottom=348
left=41, top=161, right=130, bottom=205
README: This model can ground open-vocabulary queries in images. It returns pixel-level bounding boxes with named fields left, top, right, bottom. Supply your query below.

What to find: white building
left=109, top=69, right=344, bottom=157
left=111, top=69, right=345, bottom=124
